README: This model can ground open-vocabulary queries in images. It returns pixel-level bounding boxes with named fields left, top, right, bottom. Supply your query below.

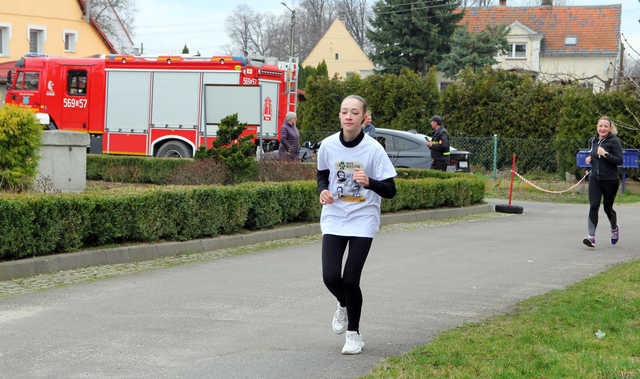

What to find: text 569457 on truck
left=5, top=55, right=298, bottom=157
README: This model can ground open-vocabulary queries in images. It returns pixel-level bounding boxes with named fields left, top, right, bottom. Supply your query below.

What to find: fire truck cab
left=5, top=55, right=297, bottom=157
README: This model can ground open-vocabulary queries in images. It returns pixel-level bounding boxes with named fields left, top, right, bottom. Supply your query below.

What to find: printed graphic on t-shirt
left=335, top=161, right=365, bottom=202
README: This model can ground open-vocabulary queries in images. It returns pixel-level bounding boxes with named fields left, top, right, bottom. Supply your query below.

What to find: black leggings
left=322, top=234, right=372, bottom=333
left=588, top=177, right=619, bottom=236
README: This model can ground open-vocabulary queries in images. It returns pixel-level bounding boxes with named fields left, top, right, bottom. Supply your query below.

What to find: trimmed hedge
left=0, top=174, right=483, bottom=261
left=86, top=154, right=187, bottom=184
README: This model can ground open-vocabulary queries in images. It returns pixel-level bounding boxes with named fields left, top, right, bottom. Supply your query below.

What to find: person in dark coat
left=583, top=116, right=624, bottom=248
left=278, top=112, right=300, bottom=161
left=426, top=115, right=450, bottom=171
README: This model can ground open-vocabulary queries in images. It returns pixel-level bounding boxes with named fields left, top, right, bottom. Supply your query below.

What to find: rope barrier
left=512, top=170, right=589, bottom=194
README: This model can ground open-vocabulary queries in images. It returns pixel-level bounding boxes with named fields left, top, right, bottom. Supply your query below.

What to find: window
left=24, top=72, right=40, bottom=90
left=335, top=53, right=339, bottom=60
left=564, top=36, right=577, bottom=46
left=67, top=70, right=87, bottom=96
left=394, top=136, right=421, bottom=151
left=507, top=42, right=527, bottom=58
left=64, top=30, right=77, bottom=52
left=27, top=25, right=46, bottom=54
left=0, top=23, right=10, bottom=56
left=13, top=71, right=39, bottom=90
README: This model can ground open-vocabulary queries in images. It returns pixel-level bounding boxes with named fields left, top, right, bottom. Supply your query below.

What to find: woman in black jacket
left=583, top=116, right=623, bottom=248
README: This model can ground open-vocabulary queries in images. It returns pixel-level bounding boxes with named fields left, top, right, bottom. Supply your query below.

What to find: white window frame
left=564, top=36, right=578, bottom=47
left=507, top=42, right=527, bottom=59
left=27, top=25, right=47, bottom=55
left=63, top=30, right=78, bottom=52
left=0, top=23, right=11, bottom=57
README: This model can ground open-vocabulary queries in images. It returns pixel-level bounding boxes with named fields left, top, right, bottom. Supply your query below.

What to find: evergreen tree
left=367, top=0, right=464, bottom=73
left=438, top=24, right=509, bottom=78
left=182, top=44, right=190, bottom=54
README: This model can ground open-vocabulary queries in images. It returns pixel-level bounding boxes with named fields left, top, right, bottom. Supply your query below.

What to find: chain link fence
left=298, top=130, right=606, bottom=176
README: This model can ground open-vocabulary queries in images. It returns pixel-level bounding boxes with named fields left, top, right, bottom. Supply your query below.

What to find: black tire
left=495, top=204, right=524, bottom=214
left=156, top=141, right=191, bottom=158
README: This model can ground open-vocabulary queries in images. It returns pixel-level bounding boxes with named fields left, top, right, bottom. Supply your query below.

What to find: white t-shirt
left=317, top=132, right=397, bottom=238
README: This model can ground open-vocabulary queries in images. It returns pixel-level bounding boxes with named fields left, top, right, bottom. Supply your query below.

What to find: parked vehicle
left=374, top=128, right=471, bottom=172
left=5, top=55, right=298, bottom=157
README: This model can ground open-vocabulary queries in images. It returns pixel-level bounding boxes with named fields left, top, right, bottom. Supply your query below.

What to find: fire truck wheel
left=156, top=141, right=191, bottom=158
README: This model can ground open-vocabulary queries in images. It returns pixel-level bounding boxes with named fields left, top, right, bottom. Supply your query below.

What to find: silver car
left=374, top=128, right=471, bottom=172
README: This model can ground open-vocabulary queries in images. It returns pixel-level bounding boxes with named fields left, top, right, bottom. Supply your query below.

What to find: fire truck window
left=24, top=72, right=40, bottom=90
left=15, top=72, right=25, bottom=90
left=67, top=70, right=88, bottom=96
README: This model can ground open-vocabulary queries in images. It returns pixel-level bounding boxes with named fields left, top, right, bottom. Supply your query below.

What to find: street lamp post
left=281, top=2, right=295, bottom=59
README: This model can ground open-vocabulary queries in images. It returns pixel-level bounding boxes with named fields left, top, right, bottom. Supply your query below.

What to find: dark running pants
left=322, top=234, right=372, bottom=333
left=588, top=176, right=619, bottom=236
left=432, top=159, right=448, bottom=171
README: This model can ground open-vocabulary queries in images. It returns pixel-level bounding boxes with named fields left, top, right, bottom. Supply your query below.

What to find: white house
left=458, top=0, right=621, bottom=92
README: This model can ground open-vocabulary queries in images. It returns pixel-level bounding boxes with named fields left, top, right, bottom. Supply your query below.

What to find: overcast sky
left=134, top=0, right=640, bottom=64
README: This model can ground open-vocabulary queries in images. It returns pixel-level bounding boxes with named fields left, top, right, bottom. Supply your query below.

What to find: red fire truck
left=4, top=55, right=298, bottom=157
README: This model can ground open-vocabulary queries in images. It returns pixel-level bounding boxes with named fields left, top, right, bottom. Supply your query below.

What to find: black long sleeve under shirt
left=317, top=130, right=396, bottom=199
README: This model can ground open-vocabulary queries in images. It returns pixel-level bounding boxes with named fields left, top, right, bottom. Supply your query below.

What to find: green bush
left=0, top=105, right=43, bottom=190
left=87, top=154, right=187, bottom=184
left=0, top=175, right=484, bottom=261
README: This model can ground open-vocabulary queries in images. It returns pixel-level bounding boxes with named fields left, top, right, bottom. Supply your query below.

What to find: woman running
left=317, top=95, right=397, bottom=354
left=583, top=116, right=623, bottom=247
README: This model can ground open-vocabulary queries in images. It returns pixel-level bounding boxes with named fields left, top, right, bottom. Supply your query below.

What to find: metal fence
left=298, top=130, right=596, bottom=177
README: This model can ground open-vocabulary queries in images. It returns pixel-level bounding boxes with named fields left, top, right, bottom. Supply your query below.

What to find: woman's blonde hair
left=599, top=116, right=617, bottom=135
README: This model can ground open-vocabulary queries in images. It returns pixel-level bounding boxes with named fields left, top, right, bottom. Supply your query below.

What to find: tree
left=438, top=24, right=509, bottom=78
left=367, top=0, right=464, bottom=73
left=88, top=0, right=136, bottom=53
left=182, top=44, right=189, bottom=54
left=336, top=0, right=370, bottom=50
left=225, top=5, right=257, bottom=57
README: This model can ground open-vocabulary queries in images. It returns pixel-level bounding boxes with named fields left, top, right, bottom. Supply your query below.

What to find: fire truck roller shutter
left=152, top=72, right=200, bottom=128
left=106, top=71, right=151, bottom=133
left=260, top=80, right=279, bottom=139
left=203, top=85, right=260, bottom=137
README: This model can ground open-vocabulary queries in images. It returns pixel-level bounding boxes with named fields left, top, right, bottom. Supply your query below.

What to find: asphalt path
left=1, top=201, right=639, bottom=379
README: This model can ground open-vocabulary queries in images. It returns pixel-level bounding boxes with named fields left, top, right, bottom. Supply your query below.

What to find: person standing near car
left=278, top=112, right=300, bottom=161
left=363, top=111, right=376, bottom=137
left=583, top=116, right=623, bottom=248
left=317, top=95, right=397, bottom=355
left=426, top=115, right=450, bottom=171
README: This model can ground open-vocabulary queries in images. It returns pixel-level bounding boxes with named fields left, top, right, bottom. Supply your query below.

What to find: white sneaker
left=332, top=303, right=347, bottom=334
left=341, top=331, right=365, bottom=355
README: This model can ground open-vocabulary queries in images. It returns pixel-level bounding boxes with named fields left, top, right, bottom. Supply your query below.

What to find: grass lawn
left=366, top=259, right=640, bottom=378
left=480, top=172, right=640, bottom=204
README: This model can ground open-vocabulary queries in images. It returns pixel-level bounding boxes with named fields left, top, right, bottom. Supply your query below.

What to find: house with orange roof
left=458, top=0, right=621, bottom=92
left=0, top=0, right=134, bottom=102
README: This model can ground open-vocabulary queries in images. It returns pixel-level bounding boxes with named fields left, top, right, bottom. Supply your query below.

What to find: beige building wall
left=303, top=19, right=374, bottom=79
left=539, top=56, right=616, bottom=92
left=0, top=0, right=113, bottom=63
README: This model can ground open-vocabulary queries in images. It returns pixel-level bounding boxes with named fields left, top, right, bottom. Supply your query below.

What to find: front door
left=60, top=66, right=90, bottom=132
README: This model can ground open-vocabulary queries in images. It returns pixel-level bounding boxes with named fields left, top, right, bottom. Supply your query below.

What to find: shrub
left=0, top=105, right=43, bottom=190
left=0, top=174, right=484, bottom=261
left=195, top=114, right=257, bottom=183
left=256, top=160, right=316, bottom=182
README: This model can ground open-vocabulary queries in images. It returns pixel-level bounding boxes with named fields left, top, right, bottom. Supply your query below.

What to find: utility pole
left=85, top=0, right=92, bottom=22
left=281, top=2, right=296, bottom=58
left=618, top=42, right=625, bottom=90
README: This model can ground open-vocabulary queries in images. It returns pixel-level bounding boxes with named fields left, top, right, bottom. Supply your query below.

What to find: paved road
left=1, top=201, right=639, bottom=378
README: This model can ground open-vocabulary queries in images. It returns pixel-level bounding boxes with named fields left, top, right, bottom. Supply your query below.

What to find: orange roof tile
left=458, top=5, right=620, bottom=55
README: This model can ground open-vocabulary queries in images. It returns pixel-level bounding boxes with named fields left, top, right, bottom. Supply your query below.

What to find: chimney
left=541, top=0, right=552, bottom=6
left=499, top=0, right=506, bottom=6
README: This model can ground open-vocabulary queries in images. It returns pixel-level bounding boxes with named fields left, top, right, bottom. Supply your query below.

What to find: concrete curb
left=0, top=203, right=491, bottom=281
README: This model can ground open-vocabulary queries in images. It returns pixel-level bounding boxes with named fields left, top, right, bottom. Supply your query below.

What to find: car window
left=394, top=136, right=421, bottom=151
left=375, top=136, right=389, bottom=151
